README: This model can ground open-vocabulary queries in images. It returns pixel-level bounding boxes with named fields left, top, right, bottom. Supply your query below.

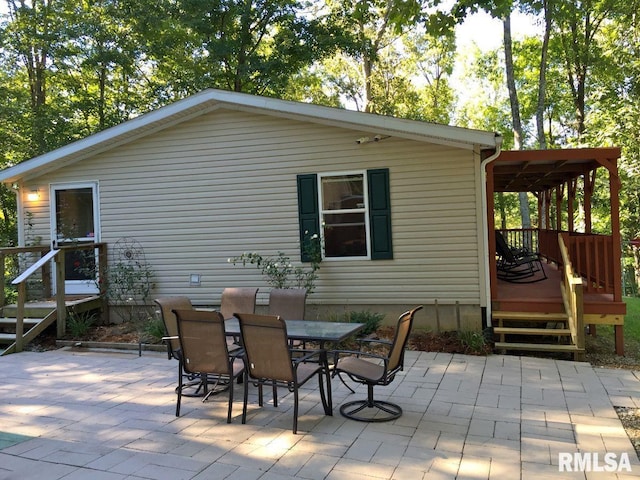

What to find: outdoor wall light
left=27, top=189, right=40, bottom=201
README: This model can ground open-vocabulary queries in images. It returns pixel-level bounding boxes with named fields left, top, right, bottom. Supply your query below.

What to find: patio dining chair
left=154, top=297, right=208, bottom=397
left=236, top=313, right=332, bottom=434
left=268, top=288, right=307, bottom=320
left=220, top=287, right=258, bottom=319
left=268, top=288, right=307, bottom=348
left=220, top=287, right=258, bottom=351
left=333, top=305, right=423, bottom=422
left=172, top=309, right=245, bottom=422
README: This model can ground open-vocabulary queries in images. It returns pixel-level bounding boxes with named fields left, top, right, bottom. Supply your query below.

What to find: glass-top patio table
left=224, top=318, right=365, bottom=349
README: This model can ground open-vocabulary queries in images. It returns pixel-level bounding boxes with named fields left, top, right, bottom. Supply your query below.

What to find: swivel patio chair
left=333, top=305, right=423, bottom=422
left=235, top=313, right=332, bottom=434
left=172, top=309, right=245, bottom=422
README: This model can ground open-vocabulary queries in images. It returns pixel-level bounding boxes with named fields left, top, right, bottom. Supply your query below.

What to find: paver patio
left=1, top=347, right=640, bottom=479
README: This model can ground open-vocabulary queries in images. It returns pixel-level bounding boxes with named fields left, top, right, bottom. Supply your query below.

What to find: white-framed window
left=318, top=171, right=370, bottom=259
left=297, top=169, right=393, bottom=261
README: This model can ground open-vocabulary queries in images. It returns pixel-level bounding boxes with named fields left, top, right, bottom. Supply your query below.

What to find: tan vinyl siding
left=24, top=108, right=482, bottom=308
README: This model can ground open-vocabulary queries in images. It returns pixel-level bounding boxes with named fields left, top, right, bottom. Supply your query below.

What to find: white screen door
left=51, top=183, right=100, bottom=294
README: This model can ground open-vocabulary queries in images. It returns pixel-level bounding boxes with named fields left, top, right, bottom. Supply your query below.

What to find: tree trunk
left=503, top=14, right=531, bottom=229
left=536, top=0, right=551, bottom=149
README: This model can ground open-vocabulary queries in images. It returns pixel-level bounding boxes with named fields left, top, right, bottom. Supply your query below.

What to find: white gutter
left=480, top=136, right=503, bottom=328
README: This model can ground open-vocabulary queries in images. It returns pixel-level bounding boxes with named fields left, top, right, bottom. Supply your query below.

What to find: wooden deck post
left=615, top=325, right=624, bottom=356
left=15, top=282, right=25, bottom=353
left=98, top=243, right=109, bottom=323
left=56, top=250, right=66, bottom=337
left=0, top=252, right=5, bottom=309
left=555, top=185, right=563, bottom=231
left=575, top=282, right=585, bottom=361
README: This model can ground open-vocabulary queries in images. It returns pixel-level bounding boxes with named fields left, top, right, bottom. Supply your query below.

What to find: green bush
left=144, top=315, right=166, bottom=344
left=457, top=330, right=487, bottom=354
left=67, top=312, right=96, bottom=339
left=3, top=286, right=17, bottom=305
left=329, top=309, right=385, bottom=336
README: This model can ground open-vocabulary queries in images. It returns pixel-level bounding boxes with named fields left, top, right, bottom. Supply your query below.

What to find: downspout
left=480, top=134, right=503, bottom=327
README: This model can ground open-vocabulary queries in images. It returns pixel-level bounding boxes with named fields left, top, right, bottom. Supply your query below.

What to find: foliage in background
left=0, top=0, right=639, bottom=283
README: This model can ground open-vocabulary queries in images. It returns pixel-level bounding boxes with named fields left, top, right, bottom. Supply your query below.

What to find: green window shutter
left=367, top=168, right=393, bottom=260
left=297, top=174, right=320, bottom=262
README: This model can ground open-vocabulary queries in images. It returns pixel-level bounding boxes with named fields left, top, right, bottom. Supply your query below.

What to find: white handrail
left=12, top=249, right=60, bottom=285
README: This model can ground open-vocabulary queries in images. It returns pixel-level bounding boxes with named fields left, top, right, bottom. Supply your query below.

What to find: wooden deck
left=3, top=295, right=104, bottom=318
left=493, top=260, right=626, bottom=323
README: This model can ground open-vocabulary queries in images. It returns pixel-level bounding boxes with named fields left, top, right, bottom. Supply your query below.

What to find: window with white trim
left=297, top=168, right=393, bottom=262
left=319, top=172, right=368, bottom=258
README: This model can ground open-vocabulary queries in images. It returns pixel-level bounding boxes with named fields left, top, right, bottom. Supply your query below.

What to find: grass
left=585, top=296, right=640, bottom=366
left=623, top=296, right=640, bottom=340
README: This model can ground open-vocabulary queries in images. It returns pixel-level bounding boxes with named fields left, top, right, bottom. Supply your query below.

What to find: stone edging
left=56, top=340, right=166, bottom=352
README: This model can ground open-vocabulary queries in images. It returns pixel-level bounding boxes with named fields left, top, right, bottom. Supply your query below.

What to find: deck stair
left=492, top=311, right=584, bottom=358
left=0, top=296, right=103, bottom=356
left=0, top=307, right=57, bottom=356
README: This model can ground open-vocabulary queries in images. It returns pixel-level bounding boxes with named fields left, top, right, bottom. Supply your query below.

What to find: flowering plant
left=230, top=234, right=322, bottom=293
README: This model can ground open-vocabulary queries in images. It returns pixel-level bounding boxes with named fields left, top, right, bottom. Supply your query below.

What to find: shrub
left=329, top=309, right=385, bottom=336
left=230, top=233, right=322, bottom=293
left=67, top=311, right=96, bottom=338
left=144, top=315, right=166, bottom=344
left=457, top=330, right=488, bottom=354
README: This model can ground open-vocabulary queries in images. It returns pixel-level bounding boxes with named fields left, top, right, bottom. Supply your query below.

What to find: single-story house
left=0, top=88, right=509, bottom=331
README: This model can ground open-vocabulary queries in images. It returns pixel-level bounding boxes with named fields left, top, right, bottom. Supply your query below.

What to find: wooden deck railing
left=502, top=228, right=621, bottom=300
left=558, top=234, right=585, bottom=357
left=501, top=228, right=539, bottom=254
left=11, top=249, right=65, bottom=352
left=565, top=233, right=617, bottom=297
left=1, top=243, right=107, bottom=352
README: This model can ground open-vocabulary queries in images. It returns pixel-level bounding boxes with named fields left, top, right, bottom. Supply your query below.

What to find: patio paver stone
left=1, top=348, right=640, bottom=478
